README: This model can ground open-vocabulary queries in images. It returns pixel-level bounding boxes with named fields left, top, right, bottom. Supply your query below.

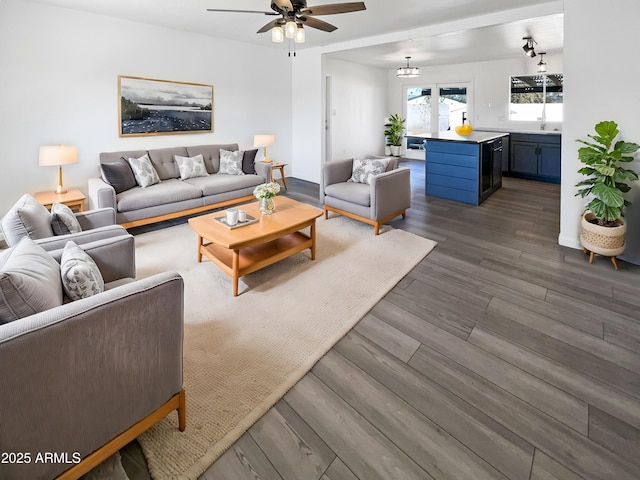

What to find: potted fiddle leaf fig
left=575, top=120, right=639, bottom=268
left=384, top=113, right=406, bottom=156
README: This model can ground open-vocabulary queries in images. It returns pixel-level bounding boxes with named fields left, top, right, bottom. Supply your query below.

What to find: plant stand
left=579, top=212, right=625, bottom=271
left=583, top=247, right=620, bottom=270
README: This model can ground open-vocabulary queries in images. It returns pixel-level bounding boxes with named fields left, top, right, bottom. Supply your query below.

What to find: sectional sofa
left=88, top=144, right=271, bottom=228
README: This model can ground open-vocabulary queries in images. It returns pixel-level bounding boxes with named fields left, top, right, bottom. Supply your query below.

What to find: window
left=509, top=74, right=563, bottom=122
left=405, top=83, right=470, bottom=135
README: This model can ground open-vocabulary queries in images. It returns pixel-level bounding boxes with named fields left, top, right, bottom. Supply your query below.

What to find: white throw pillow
left=349, top=157, right=391, bottom=184
left=219, top=149, right=245, bottom=175
left=175, top=154, right=208, bottom=180
left=60, top=241, right=104, bottom=301
left=127, top=153, right=161, bottom=187
left=51, top=202, right=82, bottom=235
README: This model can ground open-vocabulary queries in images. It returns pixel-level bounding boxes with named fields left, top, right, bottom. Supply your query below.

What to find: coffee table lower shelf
left=199, top=231, right=313, bottom=296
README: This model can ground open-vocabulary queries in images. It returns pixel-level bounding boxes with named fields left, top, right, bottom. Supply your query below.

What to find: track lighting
left=397, top=56, right=420, bottom=78
left=537, top=52, right=547, bottom=73
left=522, top=36, right=537, bottom=57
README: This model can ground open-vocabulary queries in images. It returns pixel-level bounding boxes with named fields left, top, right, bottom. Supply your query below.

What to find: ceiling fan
left=207, top=1, right=366, bottom=41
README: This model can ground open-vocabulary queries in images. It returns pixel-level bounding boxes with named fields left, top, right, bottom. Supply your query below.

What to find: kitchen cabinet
left=508, top=133, right=561, bottom=183
left=421, top=131, right=507, bottom=205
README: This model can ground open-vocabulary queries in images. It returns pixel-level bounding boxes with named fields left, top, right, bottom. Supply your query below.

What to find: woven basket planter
left=580, top=212, right=626, bottom=257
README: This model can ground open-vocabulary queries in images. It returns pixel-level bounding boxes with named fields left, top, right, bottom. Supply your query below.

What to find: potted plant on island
left=384, top=114, right=406, bottom=157
left=575, top=120, right=639, bottom=269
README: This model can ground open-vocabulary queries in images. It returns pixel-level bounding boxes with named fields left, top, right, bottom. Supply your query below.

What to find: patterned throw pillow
left=127, top=153, right=161, bottom=187
left=60, top=241, right=104, bottom=301
left=349, top=157, right=391, bottom=184
left=175, top=154, right=209, bottom=180
left=219, top=149, right=245, bottom=175
left=51, top=202, right=82, bottom=235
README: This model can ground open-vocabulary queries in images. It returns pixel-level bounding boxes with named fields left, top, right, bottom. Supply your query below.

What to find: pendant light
left=537, top=52, right=547, bottom=73
left=397, top=56, right=420, bottom=78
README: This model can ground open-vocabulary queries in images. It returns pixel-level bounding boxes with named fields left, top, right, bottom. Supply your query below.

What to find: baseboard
left=558, top=233, right=581, bottom=250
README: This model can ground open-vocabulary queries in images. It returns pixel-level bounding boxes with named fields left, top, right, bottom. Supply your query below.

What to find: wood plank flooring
left=128, top=160, right=640, bottom=480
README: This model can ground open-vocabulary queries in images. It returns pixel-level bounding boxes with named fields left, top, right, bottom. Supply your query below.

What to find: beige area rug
left=134, top=215, right=437, bottom=480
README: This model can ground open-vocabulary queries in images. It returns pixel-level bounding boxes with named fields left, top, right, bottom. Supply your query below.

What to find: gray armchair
left=1, top=193, right=127, bottom=251
left=321, top=157, right=411, bottom=234
left=0, top=235, right=185, bottom=480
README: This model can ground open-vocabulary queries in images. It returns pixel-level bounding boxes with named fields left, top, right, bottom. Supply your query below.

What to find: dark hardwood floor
left=129, top=160, right=640, bottom=480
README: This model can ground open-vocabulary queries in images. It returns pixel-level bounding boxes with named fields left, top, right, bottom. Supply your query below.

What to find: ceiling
left=28, top=0, right=564, bottom=69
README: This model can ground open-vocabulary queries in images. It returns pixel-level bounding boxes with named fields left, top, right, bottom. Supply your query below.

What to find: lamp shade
left=253, top=134, right=276, bottom=148
left=272, top=25, right=284, bottom=43
left=39, top=145, right=78, bottom=166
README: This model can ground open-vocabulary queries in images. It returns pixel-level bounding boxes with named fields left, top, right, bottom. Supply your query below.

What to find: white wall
left=324, top=58, right=388, bottom=161
left=387, top=54, right=564, bottom=137
left=291, top=47, right=323, bottom=183
left=0, top=0, right=292, bottom=215
left=561, top=0, right=640, bottom=264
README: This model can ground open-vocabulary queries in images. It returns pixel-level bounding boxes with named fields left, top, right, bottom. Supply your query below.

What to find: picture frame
left=118, top=75, right=213, bottom=137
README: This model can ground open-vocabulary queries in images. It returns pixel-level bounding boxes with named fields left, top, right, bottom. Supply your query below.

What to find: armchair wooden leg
left=178, top=388, right=186, bottom=432
left=611, top=256, right=619, bottom=270
left=374, top=223, right=380, bottom=235
left=324, top=207, right=329, bottom=219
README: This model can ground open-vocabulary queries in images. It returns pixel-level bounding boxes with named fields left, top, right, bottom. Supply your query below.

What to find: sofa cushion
left=51, top=203, right=82, bottom=235
left=116, top=179, right=202, bottom=212
left=148, top=146, right=188, bottom=180
left=325, top=182, right=371, bottom=207
left=349, top=157, right=391, bottom=184
left=186, top=144, right=239, bottom=174
left=183, top=174, right=264, bottom=197
left=0, top=193, right=54, bottom=246
left=128, top=153, right=161, bottom=188
left=0, top=237, right=63, bottom=324
left=219, top=149, right=245, bottom=175
left=175, top=154, right=208, bottom=180
left=60, top=241, right=104, bottom=301
left=243, top=149, right=258, bottom=175
left=100, top=158, right=137, bottom=194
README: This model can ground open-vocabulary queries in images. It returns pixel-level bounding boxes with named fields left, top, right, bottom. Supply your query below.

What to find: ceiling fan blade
left=272, top=0, right=294, bottom=13
left=207, top=9, right=278, bottom=15
left=257, top=18, right=283, bottom=34
left=300, top=2, right=366, bottom=16
left=298, top=16, right=337, bottom=32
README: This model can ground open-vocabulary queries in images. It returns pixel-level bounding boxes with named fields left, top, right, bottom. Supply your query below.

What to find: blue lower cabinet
left=425, top=137, right=503, bottom=205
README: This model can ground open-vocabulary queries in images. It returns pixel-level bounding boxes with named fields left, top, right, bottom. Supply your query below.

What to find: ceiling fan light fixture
left=271, top=25, right=284, bottom=43
left=294, top=25, right=305, bottom=43
left=397, top=56, right=420, bottom=78
left=522, top=36, right=536, bottom=57
left=285, top=20, right=297, bottom=38
left=537, top=52, right=547, bottom=73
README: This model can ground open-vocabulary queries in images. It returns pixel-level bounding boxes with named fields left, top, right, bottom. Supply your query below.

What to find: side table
left=270, top=163, right=288, bottom=189
left=34, top=189, right=86, bottom=212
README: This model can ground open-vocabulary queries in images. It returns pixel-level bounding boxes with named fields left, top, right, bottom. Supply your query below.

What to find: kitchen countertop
left=409, top=130, right=509, bottom=144
left=474, top=127, right=562, bottom=135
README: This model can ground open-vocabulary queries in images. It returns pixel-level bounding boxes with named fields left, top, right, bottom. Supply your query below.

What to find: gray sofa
left=88, top=144, right=271, bottom=228
left=0, top=235, right=185, bottom=480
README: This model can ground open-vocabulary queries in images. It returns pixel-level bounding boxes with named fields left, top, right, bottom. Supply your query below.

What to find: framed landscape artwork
left=118, top=76, right=213, bottom=137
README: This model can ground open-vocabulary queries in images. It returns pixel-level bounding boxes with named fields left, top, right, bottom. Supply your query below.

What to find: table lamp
left=253, top=134, right=275, bottom=163
left=39, top=145, right=78, bottom=194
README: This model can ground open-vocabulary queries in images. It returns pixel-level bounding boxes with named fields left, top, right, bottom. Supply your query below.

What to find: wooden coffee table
left=188, top=196, right=323, bottom=296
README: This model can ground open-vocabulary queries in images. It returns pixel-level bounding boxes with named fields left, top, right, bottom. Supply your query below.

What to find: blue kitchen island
left=416, top=131, right=509, bottom=205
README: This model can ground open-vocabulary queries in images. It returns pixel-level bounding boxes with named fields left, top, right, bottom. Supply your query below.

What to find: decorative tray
left=214, top=214, right=258, bottom=229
